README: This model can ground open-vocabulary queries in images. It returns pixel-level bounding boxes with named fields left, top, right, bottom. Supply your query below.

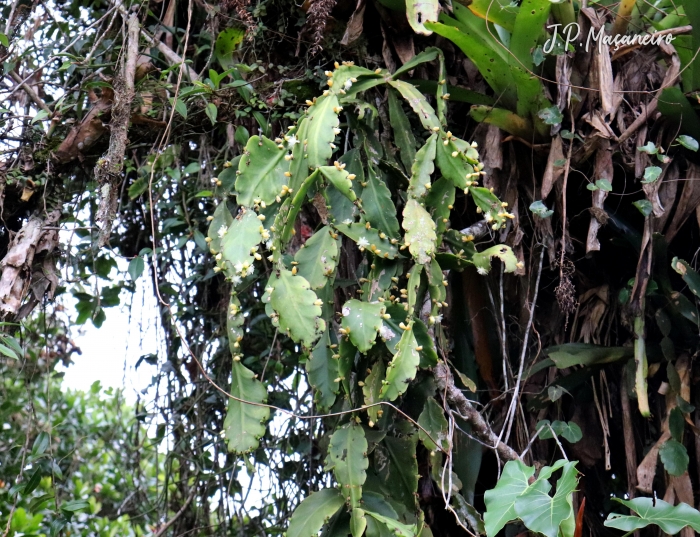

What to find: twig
left=9, top=71, right=52, bottom=115
left=434, top=362, right=520, bottom=462
left=2, top=426, right=31, bottom=537
left=152, top=487, right=196, bottom=537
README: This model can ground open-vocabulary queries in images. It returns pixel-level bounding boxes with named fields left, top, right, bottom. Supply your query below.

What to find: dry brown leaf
left=541, top=135, right=564, bottom=199
left=340, top=0, right=365, bottom=46
left=637, top=431, right=671, bottom=493
left=665, top=163, right=700, bottom=242
left=586, top=139, right=613, bottom=252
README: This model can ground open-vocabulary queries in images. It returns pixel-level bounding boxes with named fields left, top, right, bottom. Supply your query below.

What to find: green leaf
left=472, top=244, right=518, bottom=275
left=484, top=460, right=535, bottom=536
left=586, top=183, right=598, bottom=191
left=536, top=420, right=582, bottom=443
left=0, top=33, right=9, bottom=47
left=234, top=125, right=249, bottom=146
left=671, top=257, right=700, bottom=298
left=60, top=499, right=90, bottom=513
left=235, top=135, right=288, bottom=206
left=638, top=142, right=659, bottom=154
left=294, top=226, right=339, bottom=289
left=468, top=106, right=534, bottom=140
left=642, top=166, right=662, bottom=184
left=335, top=223, right=399, bottom=259
left=287, top=488, right=345, bottom=537
left=128, top=256, right=145, bottom=281
left=418, top=397, right=449, bottom=451
left=364, top=511, right=417, bottom=537
left=380, top=325, right=420, bottom=401
left=214, top=27, right=245, bottom=68
left=388, top=79, right=440, bottom=131
left=219, top=209, right=262, bottom=281
left=633, top=199, right=653, bottom=217
left=529, top=200, right=553, bottom=218
left=670, top=407, right=685, bottom=442
left=363, top=361, right=385, bottom=424
left=677, top=135, right=699, bottom=151
left=319, top=166, right=357, bottom=202
left=409, top=134, right=437, bottom=198
left=363, top=167, right=400, bottom=238
left=538, top=106, right=563, bottom=126
left=205, top=102, right=218, bottom=125
left=31, top=431, right=50, bottom=457
left=31, top=109, right=50, bottom=124
left=388, top=90, right=417, bottom=172
left=267, top=269, right=325, bottom=347
left=341, top=299, right=385, bottom=353
left=308, top=330, right=339, bottom=409
left=406, top=0, right=439, bottom=35
left=596, top=179, right=613, bottom=191
left=378, top=435, right=419, bottom=510
left=173, top=98, right=187, bottom=119
left=545, top=343, right=633, bottom=369
left=223, top=361, right=269, bottom=453
left=659, top=439, right=689, bottom=476
left=514, top=461, right=578, bottom=537
left=326, top=423, right=368, bottom=508
left=402, top=199, right=437, bottom=265
left=350, top=508, right=367, bottom=537
left=605, top=497, right=700, bottom=534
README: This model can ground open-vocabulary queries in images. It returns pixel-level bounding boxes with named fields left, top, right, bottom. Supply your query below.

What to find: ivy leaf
left=677, top=135, right=699, bottom=152
left=341, top=299, right=385, bottom=353
left=409, top=134, right=437, bottom=198
left=267, top=269, right=325, bottom=347
left=659, top=439, right=689, bottom=476
left=402, top=199, right=437, bottom=264
left=235, top=135, right=288, bottom=206
left=538, top=105, right=563, bottom=126
left=418, top=397, right=449, bottom=451
left=363, top=361, right=385, bottom=424
left=529, top=200, right=553, bottom=218
left=205, top=102, right=218, bottom=125
left=307, top=330, right=339, bottom=409
left=380, top=325, right=420, bottom=401
left=294, top=226, right=339, bottom=289
left=223, top=361, right=269, bottom=453
left=536, top=420, right=582, bottom=443
left=595, top=179, right=613, bottom=191
left=604, top=497, right=700, bottom=534
left=484, top=460, right=535, bottom=536
left=287, top=488, right=345, bottom=537
left=472, top=244, right=518, bottom=275
left=335, top=223, right=399, bottom=259
left=319, top=166, right=357, bottom=202
left=362, top=167, right=400, bottom=238
left=633, top=199, right=653, bottom=217
left=326, top=423, right=368, bottom=508
left=514, top=461, right=578, bottom=537
left=642, top=166, right=662, bottom=184
left=638, top=142, right=659, bottom=154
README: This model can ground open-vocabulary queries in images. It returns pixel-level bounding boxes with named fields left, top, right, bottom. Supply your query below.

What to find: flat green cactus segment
left=418, top=396, right=449, bottom=451
left=472, top=244, right=518, bottom=274
left=306, top=93, right=341, bottom=169
left=335, top=223, right=400, bottom=259
left=388, top=79, right=440, bottom=131
left=425, top=177, right=455, bottom=237
left=380, top=324, right=420, bottom=401
left=435, top=137, right=476, bottom=190
left=227, top=294, right=244, bottom=354
left=408, top=133, right=437, bottom=200
left=266, top=268, right=325, bottom=347
left=672, top=257, right=700, bottom=297
left=378, top=435, right=419, bottom=510
left=289, top=118, right=310, bottom=192
left=338, top=337, right=356, bottom=395
left=341, top=299, right=385, bottom=353
left=235, top=135, right=288, bottom=206
left=326, top=422, right=368, bottom=509
left=407, top=264, right=422, bottom=311
left=207, top=201, right=234, bottom=254
left=286, top=488, right=345, bottom=537
left=223, top=360, right=269, bottom=453
left=388, top=89, right=417, bottom=173
left=402, top=199, right=437, bottom=264
left=330, top=64, right=382, bottom=95
left=470, top=186, right=508, bottom=228
left=365, top=511, right=417, bottom=537
left=219, top=208, right=262, bottom=280
left=350, top=508, right=367, bottom=537
left=294, top=226, right=339, bottom=289
left=435, top=51, right=448, bottom=122
left=281, top=169, right=321, bottom=243
left=406, top=0, right=439, bottom=36
left=319, top=166, right=357, bottom=202
left=427, top=259, right=446, bottom=309
left=307, top=330, right=339, bottom=410
left=362, top=166, right=400, bottom=238
left=363, top=360, right=385, bottom=424
left=363, top=258, right=402, bottom=302
left=414, top=318, right=438, bottom=367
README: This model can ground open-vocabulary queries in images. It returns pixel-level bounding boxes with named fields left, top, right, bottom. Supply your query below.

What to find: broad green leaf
left=388, top=89, right=416, bottom=172
left=364, top=511, right=417, bottom=537
left=472, top=244, right=517, bottom=275
left=308, top=330, right=339, bottom=409
left=634, top=199, right=653, bottom=217
left=538, top=105, right=563, bottom=126
left=214, top=27, right=245, bottom=68
left=452, top=493, right=485, bottom=535
left=338, top=337, right=356, bottom=396
left=223, top=361, right=269, bottom=453
left=363, top=258, right=402, bottom=302
left=406, top=0, right=438, bottom=35
left=468, top=106, right=534, bottom=139
left=326, top=423, right=368, bottom=508
left=341, top=299, right=385, bottom=353
left=418, top=397, right=449, bottom=451
left=380, top=325, right=420, bottom=401
left=642, top=166, right=662, bottom=184
left=529, top=200, right=553, bottom=218
left=363, top=361, right=385, bottom=424
left=414, top=319, right=438, bottom=367
left=305, top=93, right=341, bottom=169
left=406, top=264, right=422, bottom=311
left=536, top=420, right=582, bottom=443
left=205, top=102, right=218, bottom=125
left=363, top=167, right=400, bottom=238
left=605, top=497, right=700, bottom=534
left=32, top=431, right=50, bottom=457
left=546, top=343, right=633, bottom=369
left=677, top=134, right=699, bottom=151
left=403, top=199, right=437, bottom=265
left=596, top=179, right=613, bottom=191
left=267, top=269, right=325, bottom=347
left=392, top=48, right=441, bottom=79
left=335, top=223, right=399, bottom=259
left=287, top=488, right=345, bottom=537
left=295, top=226, right=339, bottom=289
left=378, top=435, right=419, bottom=510
left=236, top=135, right=288, bottom=206
left=659, top=439, right=689, bottom=476
left=514, top=461, right=578, bottom=537
left=0, top=33, right=9, bottom=47
left=638, top=142, right=659, bottom=154
left=319, top=166, right=357, bottom=202
left=173, top=98, right=187, bottom=119
left=388, top=79, right=440, bottom=131
left=408, top=134, right=437, bottom=199
left=484, top=460, right=535, bottom=536
left=219, top=209, right=262, bottom=281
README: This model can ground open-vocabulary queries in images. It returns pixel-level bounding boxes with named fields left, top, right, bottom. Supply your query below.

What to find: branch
left=152, top=488, right=196, bottom=537
left=434, top=362, right=520, bottom=462
left=9, top=71, right=52, bottom=115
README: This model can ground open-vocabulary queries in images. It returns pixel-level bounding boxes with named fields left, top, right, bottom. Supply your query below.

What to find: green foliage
left=605, top=497, right=700, bottom=534
left=286, top=488, right=345, bottom=537
left=224, top=361, right=270, bottom=453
